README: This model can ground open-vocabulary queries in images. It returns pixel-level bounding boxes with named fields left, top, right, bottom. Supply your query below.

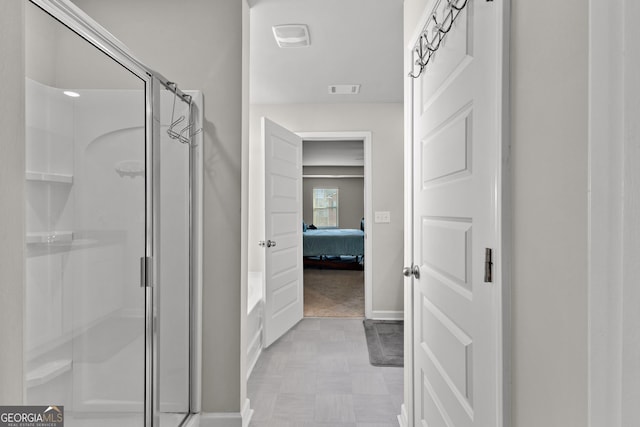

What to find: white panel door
left=411, top=1, right=506, bottom=426
left=262, top=118, right=303, bottom=347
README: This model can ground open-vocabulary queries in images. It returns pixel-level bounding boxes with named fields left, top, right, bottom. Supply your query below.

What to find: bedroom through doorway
left=301, top=137, right=367, bottom=318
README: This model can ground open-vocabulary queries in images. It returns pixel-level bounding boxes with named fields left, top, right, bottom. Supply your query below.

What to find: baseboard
left=370, top=310, right=404, bottom=320
left=192, top=400, right=253, bottom=427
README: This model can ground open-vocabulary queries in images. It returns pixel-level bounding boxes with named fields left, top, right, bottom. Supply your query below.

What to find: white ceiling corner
left=249, top=0, right=404, bottom=105
left=303, top=140, right=365, bottom=166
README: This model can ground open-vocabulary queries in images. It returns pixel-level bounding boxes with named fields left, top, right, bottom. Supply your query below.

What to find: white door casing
left=297, top=131, right=374, bottom=319
left=408, top=0, right=508, bottom=426
left=262, top=117, right=304, bottom=347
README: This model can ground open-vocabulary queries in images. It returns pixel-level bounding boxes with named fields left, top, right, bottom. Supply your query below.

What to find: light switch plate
left=374, top=211, right=391, bottom=223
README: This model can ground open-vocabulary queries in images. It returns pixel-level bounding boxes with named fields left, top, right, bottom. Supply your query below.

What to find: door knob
left=403, top=265, right=420, bottom=279
left=266, top=240, right=276, bottom=248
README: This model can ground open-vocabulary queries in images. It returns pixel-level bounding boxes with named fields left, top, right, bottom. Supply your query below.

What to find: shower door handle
left=140, top=256, right=152, bottom=287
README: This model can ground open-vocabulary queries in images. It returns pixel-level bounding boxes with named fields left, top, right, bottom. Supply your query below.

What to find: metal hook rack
left=166, top=82, right=202, bottom=145
left=408, top=0, right=469, bottom=79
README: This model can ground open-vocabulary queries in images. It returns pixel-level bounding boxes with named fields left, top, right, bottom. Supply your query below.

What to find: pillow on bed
left=303, top=222, right=308, bottom=232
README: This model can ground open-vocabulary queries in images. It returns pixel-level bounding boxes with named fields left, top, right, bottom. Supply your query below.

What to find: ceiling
left=249, top=0, right=404, bottom=105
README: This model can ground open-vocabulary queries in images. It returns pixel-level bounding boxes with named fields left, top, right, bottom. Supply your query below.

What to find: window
left=313, top=188, right=339, bottom=228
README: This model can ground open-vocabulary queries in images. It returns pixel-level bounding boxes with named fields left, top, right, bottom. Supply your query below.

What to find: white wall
left=249, top=103, right=404, bottom=314
left=0, top=0, right=25, bottom=405
left=403, top=0, right=589, bottom=425
left=589, top=1, right=640, bottom=425
left=620, top=3, right=640, bottom=423
left=510, top=1, right=588, bottom=425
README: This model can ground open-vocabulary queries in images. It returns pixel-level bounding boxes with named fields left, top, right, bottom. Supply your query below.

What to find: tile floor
left=248, top=318, right=404, bottom=427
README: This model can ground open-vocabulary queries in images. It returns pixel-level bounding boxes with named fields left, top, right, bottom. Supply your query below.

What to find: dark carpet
left=363, top=319, right=404, bottom=367
left=304, top=269, right=364, bottom=317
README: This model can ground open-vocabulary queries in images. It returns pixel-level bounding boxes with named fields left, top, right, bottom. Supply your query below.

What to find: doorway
left=301, top=140, right=366, bottom=318
left=299, top=133, right=373, bottom=319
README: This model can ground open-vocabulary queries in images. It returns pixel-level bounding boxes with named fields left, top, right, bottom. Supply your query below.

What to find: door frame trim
left=297, top=131, right=373, bottom=318
left=587, top=0, right=629, bottom=424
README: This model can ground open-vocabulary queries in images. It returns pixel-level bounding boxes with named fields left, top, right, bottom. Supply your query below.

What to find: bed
left=303, top=228, right=365, bottom=257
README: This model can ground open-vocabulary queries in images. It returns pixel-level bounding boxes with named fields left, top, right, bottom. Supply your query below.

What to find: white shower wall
left=26, top=79, right=146, bottom=414
left=25, top=79, right=192, bottom=420
left=25, top=80, right=75, bottom=358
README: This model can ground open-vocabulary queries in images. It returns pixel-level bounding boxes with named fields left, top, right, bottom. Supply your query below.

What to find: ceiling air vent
left=272, top=24, right=310, bottom=48
left=328, top=85, right=361, bottom=95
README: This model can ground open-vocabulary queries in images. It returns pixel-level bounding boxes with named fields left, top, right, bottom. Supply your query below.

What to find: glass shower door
left=25, top=2, right=147, bottom=426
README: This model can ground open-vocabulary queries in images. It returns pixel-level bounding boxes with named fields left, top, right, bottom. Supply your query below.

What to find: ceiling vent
left=328, top=84, right=361, bottom=95
left=272, top=24, right=310, bottom=48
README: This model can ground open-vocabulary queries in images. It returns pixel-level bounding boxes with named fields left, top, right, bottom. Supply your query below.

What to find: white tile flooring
left=248, top=318, right=404, bottom=427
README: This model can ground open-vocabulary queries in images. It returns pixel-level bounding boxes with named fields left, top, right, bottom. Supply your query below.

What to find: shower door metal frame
left=27, top=1, right=201, bottom=426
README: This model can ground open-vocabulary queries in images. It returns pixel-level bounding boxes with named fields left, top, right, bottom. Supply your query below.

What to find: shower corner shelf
left=26, top=171, right=74, bottom=184
left=26, top=359, right=72, bottom=388
left=26, top=231, right=73, bottom=245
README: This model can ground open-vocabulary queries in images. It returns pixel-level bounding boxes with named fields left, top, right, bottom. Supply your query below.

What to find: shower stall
left=23, top=1, right=202, bottom=426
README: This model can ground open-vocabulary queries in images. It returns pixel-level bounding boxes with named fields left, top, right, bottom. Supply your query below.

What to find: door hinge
left=484, top=248, right=493, bottom=283
left=140, top=256, right=152, bottom=287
